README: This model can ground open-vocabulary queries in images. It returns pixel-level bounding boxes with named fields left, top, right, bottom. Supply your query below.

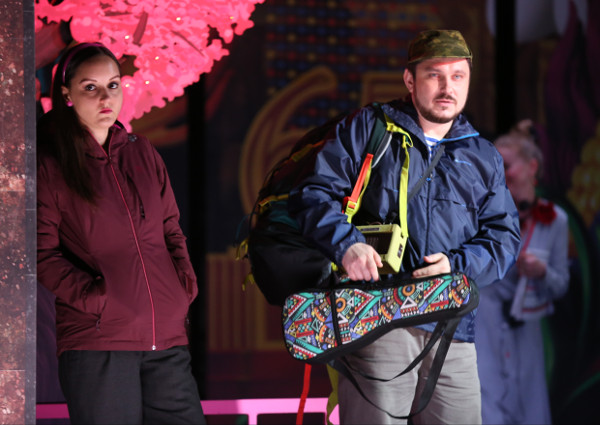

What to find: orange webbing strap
left=343, top=153, right=374, bottom=222
left=296, top=363, right=313, bottom=424
left=331, top=152, right=375, bottom=272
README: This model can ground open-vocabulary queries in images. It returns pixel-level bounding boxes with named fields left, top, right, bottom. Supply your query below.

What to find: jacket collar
left=83, top=124, right=129, bottom=159
left=383, top=99, right=479, bottom=145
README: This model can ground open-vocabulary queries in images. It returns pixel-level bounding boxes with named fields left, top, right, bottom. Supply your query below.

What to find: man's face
left=403, top=58, right=470, bottom=125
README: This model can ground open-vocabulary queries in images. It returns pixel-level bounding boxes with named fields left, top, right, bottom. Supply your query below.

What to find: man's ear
left=403, top=68, right=414, bottom=94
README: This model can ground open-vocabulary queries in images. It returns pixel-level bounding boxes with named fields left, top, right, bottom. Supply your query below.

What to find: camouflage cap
left=407, top=29, right=472, bottom=64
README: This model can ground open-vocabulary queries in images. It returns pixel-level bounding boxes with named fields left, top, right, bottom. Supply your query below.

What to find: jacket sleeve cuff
left=333, top=229, right=366, bottom=266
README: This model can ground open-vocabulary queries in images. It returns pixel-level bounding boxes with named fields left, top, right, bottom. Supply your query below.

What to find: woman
left=37, top=42, right=206, bottom=424
left=474, top=122, right=570, bottom=424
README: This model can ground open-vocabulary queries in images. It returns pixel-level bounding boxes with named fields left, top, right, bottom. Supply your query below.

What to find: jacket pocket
left=178, top=271, right=198, bottom=304
left=429, top=184, right=480, bottom=237
left=82, top=276, right=107, bottom=316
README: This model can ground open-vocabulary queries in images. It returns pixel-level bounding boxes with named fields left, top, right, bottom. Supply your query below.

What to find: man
left=288, top=30, right=521, bottom=424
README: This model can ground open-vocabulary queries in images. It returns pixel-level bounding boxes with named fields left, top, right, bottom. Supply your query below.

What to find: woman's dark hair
left=38, top=42, right=121, bottom=203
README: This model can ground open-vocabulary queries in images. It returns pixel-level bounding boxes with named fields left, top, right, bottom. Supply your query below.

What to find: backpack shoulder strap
left=344, top=103, right=413, bottom=226
left=342, top=103, right=389, bottom=220
left=367, top=102, right=392, bottom=164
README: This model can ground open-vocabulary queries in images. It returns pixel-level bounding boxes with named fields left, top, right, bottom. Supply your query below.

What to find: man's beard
left=414, top=94, right=464, bottom=124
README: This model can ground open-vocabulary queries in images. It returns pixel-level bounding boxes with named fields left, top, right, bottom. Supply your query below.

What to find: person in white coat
left=475, top=121, right=570, bottom=424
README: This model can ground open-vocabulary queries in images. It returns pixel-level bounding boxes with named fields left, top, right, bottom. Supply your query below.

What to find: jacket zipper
left=104, top=140, right=157, bottom=350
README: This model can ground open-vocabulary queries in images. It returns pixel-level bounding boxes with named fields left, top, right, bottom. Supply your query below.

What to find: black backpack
left=238, top=102, right=395, bottom=305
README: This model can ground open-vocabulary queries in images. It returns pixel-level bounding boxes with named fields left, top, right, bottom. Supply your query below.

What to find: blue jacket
left=288, top=100, right=521, bottom=341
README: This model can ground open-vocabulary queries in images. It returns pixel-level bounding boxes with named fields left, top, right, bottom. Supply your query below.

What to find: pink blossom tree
left=36, top=0, right=264, bottom=128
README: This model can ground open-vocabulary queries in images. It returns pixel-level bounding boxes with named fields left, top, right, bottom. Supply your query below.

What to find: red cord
left=296, top=364, right=312, bottom=425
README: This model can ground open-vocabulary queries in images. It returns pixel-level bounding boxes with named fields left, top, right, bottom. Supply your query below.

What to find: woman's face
left=497, top=145, right=537, bottom=201
left=62, top=54, right=122, bottom=145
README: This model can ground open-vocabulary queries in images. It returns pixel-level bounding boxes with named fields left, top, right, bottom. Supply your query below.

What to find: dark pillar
left=495, top=0, right=516, bottom=133
left=0, top=0, right=37, bottom=424
left=186, top=78, right=207, bottom=399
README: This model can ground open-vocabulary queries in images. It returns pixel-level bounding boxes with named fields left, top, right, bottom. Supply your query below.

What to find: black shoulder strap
left=407, top=143, right=445, bottom=202
left=366, top=102, right=393, bottom=167
left=329, top=317, right=460, bottom=420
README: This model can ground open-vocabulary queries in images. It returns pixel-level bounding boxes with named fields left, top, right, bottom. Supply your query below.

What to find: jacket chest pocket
left=428, top=178, right=481, bottom=237
left=117, top=170, right=161, bottom=224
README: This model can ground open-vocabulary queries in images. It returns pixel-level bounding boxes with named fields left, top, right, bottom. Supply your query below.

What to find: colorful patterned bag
left=283, top=272, right=478, bottom=363
left=283, top=272, right=479, bottom=421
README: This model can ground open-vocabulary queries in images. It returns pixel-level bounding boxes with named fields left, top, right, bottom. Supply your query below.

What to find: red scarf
left=520, top=199, right=556, bottom=251
left=531, top=199, right=557, bottom=225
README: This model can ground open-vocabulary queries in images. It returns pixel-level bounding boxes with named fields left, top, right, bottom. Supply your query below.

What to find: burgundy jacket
left=37, top=124, right=198, bottom=355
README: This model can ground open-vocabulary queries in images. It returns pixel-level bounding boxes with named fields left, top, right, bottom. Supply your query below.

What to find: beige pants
left=337, top=327, right=482, bottom=425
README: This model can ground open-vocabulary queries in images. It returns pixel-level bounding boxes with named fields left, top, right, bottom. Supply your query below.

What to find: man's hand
left=412, top=252, right=451, bottom=278
left=342, top=243, right=383, bottom=281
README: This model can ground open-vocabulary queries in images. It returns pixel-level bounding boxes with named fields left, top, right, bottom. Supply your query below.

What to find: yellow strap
left=386, top=119, right=408, bottom=135
left=326, top=365, right=339, bottom=425
left=257, top=194, right=289, bottom=214
left=348, top=114, right=412, bottom=236
left=235, top=238, right=249, bottom=260
left=241, top=272, right=255, bottom=291
left=384, top=114, right=412, bottom=239
left=399, top=134, right=411, bottom=238
left=290, top=140, right=326, bottom=162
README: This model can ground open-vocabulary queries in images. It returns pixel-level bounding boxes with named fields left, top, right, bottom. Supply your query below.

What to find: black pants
left=59, top=346, right=206, bottom=425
